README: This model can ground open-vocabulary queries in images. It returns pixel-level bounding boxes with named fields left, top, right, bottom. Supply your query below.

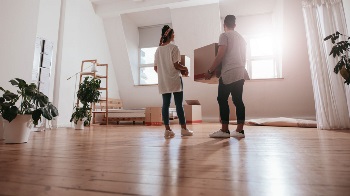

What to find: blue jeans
left=162, top=91, right=186, bottom=125
left=217, top=78, right=245, bottom=124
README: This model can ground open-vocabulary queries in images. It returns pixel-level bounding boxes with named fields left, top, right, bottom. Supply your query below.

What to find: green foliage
left=71, top=77, right=101, bottom=126
left=0, top=78, right=59, bottom=125
left=70, top=105, right=91, bottom=126
left=77, top=77, right=101, bottom=105
left=324, top=31, right=350, bottom=85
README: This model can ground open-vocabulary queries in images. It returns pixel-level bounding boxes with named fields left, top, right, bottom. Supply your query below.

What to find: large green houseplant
left=324, top=31, right=350, bottom=84
left=0, top=78, right=58, bottom=125
left=0, top=78, right=59, bottom=143
left=70, top=77, right=101, bottom=127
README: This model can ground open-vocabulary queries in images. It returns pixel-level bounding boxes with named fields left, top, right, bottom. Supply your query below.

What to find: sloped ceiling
left=90, top=0, right=278, bottom=27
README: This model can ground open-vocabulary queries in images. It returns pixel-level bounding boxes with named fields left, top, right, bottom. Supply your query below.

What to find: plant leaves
left=40, top=107, right=52, bottom=120
left=32, top=109, right=42, bottom=125
left=9, top=79, right=19, bottom=86
left=48, top=103, right=59, bottom=117
left=2, top=106, right=19, bottom=122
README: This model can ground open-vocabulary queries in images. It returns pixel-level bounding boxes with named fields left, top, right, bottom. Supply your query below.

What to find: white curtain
left=302, top=0, right=350, bottom=129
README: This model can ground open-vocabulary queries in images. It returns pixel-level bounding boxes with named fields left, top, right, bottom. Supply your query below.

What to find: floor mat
left=230, top=117, right=317, bottom=128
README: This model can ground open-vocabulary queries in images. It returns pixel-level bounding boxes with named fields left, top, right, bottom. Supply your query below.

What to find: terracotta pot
left=340, top=66, right=350, bottom=81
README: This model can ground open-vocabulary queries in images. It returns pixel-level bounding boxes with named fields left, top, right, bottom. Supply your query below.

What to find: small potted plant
left=70, top=105, right=91, bottom=130
left=324, top=31, right=350, bottom=84
left=71, top=77, right=101, bottom=129
left=0, top=78, right=59, bottom=143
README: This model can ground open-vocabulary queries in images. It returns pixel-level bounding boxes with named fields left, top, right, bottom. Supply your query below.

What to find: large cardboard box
left=184, top=100, right=202, bottom=123
left=194, top=43, right=220, bottom=84
left=180, top=55, right=190, bottom=77
left=145, top=107, right=162, bottom=126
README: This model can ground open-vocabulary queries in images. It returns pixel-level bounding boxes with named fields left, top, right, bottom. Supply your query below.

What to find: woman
left=154, top=25, right=193, bottom=138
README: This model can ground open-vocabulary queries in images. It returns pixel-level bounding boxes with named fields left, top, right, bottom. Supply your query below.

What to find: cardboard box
left=184, top=100, right=202, bottom=123
left=194, top=43, right=220, bottom=84
left=145, top=107, right=162, bottom=126
left=180, top=55, right=190, bottom=77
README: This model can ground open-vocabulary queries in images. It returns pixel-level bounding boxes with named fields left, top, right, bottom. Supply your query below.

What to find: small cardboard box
left=184, top=100, right=202, bottom=123
left=194, top=43, right=220, bottom=84
left=145, top=107, right=162, bottom=126
left=180, top=55, right=190, bottom=77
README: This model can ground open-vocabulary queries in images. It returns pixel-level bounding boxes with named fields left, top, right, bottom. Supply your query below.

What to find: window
left=245, top=36, right=281, bottom=79
left=139, top=47, right=158, bottom=85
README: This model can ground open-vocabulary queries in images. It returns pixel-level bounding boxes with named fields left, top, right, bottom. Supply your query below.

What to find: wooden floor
left=1, top=123, right=350, bottom=196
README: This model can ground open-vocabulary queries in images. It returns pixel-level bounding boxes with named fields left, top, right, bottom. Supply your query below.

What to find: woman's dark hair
left=224, top=15, right=236, bottom=28
left=159, top=25, right=174, bottom=46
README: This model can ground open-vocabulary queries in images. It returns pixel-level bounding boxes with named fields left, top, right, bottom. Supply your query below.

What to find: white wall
left=121, top=14, right=140, bottom=85
left=139, top=25, right=171, bottom=48
left=55, top=0, right=120, bottom=127
left=104, top=16, right=161, bottom=109
left=105, top=1, right=316, bottom=121
left=0, top=0, right=40, bottom=91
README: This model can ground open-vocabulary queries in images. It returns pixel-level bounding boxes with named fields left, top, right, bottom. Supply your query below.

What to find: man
left=205, top=15, right=249, bottom=138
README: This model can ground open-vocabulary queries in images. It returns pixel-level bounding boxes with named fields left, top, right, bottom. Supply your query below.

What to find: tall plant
left=71, top=77, right=101, bottom=126
left=324, top=31, right=350, bottom=85
left=0, top=78, right=59, bottom=125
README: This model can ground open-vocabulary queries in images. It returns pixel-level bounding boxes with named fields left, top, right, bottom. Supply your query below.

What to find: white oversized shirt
left=154, top=44, right=182, bottom=94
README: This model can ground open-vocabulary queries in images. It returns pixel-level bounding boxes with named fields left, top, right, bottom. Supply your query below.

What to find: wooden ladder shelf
left=77, top=60, right=109, bottom=125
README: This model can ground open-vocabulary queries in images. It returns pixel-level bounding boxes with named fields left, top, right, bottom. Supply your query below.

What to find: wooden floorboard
left=1, top=123, right=350, bottom=195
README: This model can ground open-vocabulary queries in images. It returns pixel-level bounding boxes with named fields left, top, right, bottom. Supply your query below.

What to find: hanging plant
left=324, top=31, right=350, bottom=85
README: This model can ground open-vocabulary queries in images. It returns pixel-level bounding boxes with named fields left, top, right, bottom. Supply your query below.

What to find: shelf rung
left=82, top=60, right=97, bottom=63
left=98, top=88, right=107, bottom=90
left=99, top=99, right=107, bottom=102
left=92, top=111, right=107, bottom=113
left=80, top=72, right=94, bottom=75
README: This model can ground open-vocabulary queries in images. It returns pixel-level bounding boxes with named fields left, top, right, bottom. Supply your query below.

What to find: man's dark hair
left=224, top=15, right=236, bottom=28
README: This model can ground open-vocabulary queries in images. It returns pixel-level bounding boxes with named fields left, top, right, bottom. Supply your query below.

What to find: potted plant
left=324, top=31, right=350, bottom=84
left=70, top=105, right=91, bottom=130
left=71, top=77, right=101, bottom=129
left=0, top=89, right=18, bottom=140
left=0, top=78, right=59, bottom=143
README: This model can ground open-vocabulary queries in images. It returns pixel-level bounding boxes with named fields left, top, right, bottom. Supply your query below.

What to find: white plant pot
left=4, top=115, right=33, bottom=144
left=0, top=116, right=4, bottom=140
left=74, top=120, right=84, bottom=130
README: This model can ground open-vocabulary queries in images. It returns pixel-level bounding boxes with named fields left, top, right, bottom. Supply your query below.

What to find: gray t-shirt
left=218, top=30, right=249, bottom=84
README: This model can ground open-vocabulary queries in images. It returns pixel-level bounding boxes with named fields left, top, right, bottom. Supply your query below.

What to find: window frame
left=138, top=47, right=158, bottom=85
left=245, top=35, right=282, bottom=80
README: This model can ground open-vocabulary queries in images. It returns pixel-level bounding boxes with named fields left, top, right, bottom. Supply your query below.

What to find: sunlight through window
left=139, top=47, right=158, bottom=85
left=246, top=36, right=281, bottom=79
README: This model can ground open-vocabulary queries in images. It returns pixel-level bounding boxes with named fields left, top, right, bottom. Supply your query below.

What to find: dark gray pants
left=217, top=78, right=245, bottom=124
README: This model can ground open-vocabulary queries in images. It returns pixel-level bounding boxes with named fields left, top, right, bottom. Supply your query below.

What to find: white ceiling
left=124, top=8, right=172, bottom=27
left=219, top=0, right=277, bottom=17
left=90, top=0, right=278, bottom=27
